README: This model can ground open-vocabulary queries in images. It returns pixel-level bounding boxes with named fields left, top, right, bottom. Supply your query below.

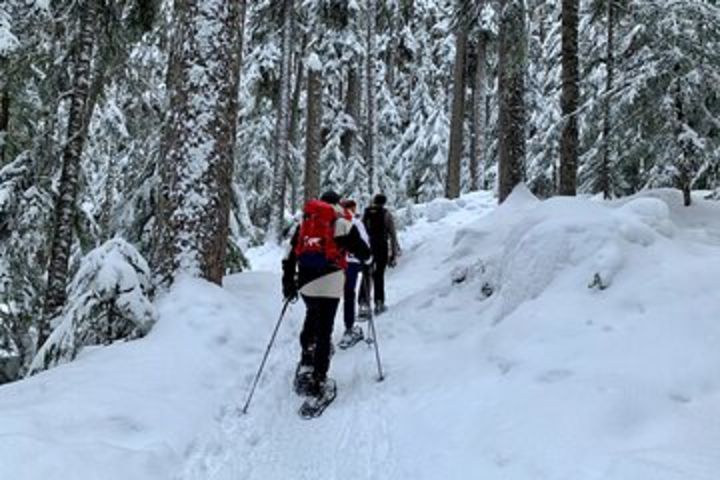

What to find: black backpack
left=364, top=206, right=387, bottom=245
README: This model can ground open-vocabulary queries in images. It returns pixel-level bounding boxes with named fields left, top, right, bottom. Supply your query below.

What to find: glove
left=282, top=277, right=298, bottom=301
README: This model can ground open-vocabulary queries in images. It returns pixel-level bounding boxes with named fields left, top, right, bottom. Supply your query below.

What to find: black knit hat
left=320, top=190, right=341, bottom=205
left=373, top=193, right=387, bottom=206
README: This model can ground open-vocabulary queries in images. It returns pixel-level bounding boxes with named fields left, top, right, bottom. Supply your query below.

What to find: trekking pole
left=241, top=297, right=293, bottom=414
left=364, top=265, right=385, bottom=382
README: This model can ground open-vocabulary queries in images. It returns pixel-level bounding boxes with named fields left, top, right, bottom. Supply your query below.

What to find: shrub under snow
left=29, top=238, right=156, bottom=374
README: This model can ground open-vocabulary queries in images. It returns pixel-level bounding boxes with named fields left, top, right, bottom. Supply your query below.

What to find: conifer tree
left=267, top=0, right=295, bottom=241
left=497, top=0, right=527, bottom=202
left=154, top=0, right=244, bottom=286
left=445, top=7, right=468, bottom=199
left=42, top=0, right=100, bottom=345
left=559, top=0, right=580, bottom=195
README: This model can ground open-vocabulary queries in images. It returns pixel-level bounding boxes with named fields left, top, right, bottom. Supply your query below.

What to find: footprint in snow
left=668, top=392, right=692, bottom=404
left=536, top=369, right=574, bottom=383
left=487, top=355, right=516, bottom=375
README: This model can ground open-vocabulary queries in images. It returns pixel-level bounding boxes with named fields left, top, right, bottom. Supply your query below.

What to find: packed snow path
left=179, top=197, right=497, bottom=480
left=179, top=190, right=720, bottom=480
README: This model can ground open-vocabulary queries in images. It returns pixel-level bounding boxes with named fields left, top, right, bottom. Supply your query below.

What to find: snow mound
left=447, top=189, right=692, bottom=323
left=0, top=274, right=276, bottom=480
left=396, top=190, right=494, bottom=229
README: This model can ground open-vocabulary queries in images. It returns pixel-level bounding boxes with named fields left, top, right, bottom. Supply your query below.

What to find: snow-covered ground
left=2, top=188, right=720, bottom=479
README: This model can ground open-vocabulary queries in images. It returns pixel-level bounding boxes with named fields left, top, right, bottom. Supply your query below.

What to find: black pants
left=358, top=260, right=387, bottom=306
left=300, top=295, right=340, bottom=381
left=344, top=263, right=362, bottom=330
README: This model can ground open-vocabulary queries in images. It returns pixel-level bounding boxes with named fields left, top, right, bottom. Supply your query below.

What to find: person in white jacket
left=338, top=199, right=371, bottom=349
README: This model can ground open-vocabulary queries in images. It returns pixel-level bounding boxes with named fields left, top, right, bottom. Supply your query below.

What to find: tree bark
left=445, top=22, right=467, bottom=199
left=288, top=34, right=306, bottom=213
left=470, top=29, right=487, bottom=192
left=304, top=58, right=322, bottom=203
left=42, top=0, right=98, bottom=345
left=385, top=14, right=397, bottom=93
left=0, top=86, right=8, bottom=164
left=268, top=0, right=294, bottom=241
left=598, top=0, right=614, bottom=199
left=154, top=0, right=244, bottom=287
left=497, top=0, right=527, bottom=203
left=675, top=83, right=692, bottom=207
left=365, top=0, right=377, bottom=195
left=559, top=0, right=579, bottom=195
left=341, top=67, right=360, bottom=161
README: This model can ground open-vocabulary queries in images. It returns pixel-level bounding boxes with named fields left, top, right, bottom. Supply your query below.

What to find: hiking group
left=282, top=191, right=400, bottom=417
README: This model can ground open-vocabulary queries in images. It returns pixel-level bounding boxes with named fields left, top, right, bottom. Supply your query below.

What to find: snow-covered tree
left=497, top=0, right=527, bottom=202
left=29, top=239, right=155, bottom=374
left=155, top=0, right=244, bottom=285
left=559, top=0, right=580, bottom=195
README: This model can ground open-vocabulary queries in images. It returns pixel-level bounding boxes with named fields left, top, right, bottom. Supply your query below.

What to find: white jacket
left=348, top=216, right=370, bottom=264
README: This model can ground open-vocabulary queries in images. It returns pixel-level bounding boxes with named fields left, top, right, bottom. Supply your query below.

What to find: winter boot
left=299, top=377, right=337, bottom=419
left=374, top=301, right=387, bottom=315
left=294, top=346, right=316, bottom=396
left=338, top=326, right=364, bottom=350
left=294, top=363, right=315, bottom=396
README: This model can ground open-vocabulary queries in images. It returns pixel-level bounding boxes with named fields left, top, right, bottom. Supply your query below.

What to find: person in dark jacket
left=359, top=193, right=401, bottom=315
left=282, top=191, right=371, bottom=397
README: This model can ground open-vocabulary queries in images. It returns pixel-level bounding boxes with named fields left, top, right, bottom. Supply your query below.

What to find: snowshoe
left=298, top=378, right=337, bottom=419
left=293, top=364, right=315, bottom=396
left=338, top=326, right=364, bottom=350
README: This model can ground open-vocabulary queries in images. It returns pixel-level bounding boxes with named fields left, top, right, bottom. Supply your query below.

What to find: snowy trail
left=178, top=303, right=506, bottom=480
left=175, top=191, right=720, bottom=480
left=177, top=197, right=497, bottom=480
left=179, top=282, right=401, bottom=480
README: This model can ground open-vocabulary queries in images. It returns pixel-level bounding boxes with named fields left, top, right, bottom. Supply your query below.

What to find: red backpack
left=295, top=200, right=347, bottom=269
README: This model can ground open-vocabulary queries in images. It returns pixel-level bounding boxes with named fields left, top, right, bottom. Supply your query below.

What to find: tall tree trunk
left=304, top=57, right=322, bottom=203
left=599, top=0, right=614, bottom=199
left=470, top=29, right=487, bottom=192
left=497, top=0, right=527, bottom=203
left=445, top=21, right=468, bottom=199
left=42, top=0, right=98, bottom=345
left=674, top=82, right=692, bottom=207
left=238, top=0, right=247, bottom=84
left=288, top=34, right=306, bottom=213
left=365, top=0, right=377, bottom=195
left=341, top=67, right=360, bottom=161
left=385, top=15, right=397, bottom=93
left=154, top=0, right=244, bottom=287
left=559, top=0, right=579, bottom=195
left=0, top=86, right=8, bottom=164
left=268, top=0, right=295, bottom=241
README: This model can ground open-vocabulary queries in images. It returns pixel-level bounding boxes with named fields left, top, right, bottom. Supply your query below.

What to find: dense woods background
left=0, top=0, right=718, bottom=382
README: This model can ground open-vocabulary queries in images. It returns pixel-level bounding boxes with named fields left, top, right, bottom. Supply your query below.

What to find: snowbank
left=447, top=187, right=683, bottom=323
left=378, top=187, right=720, bottom=479
left=0, top=274, right=278, bottom=480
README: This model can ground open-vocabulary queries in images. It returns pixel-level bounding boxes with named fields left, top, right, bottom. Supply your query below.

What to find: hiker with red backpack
left=359, top=193, right=401, bottom=317
left=338, top=199, right=371, bottom=349
left=282, top=191, right=370, bottom=417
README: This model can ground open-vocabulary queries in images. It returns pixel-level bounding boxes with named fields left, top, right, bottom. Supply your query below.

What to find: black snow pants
left=358, top=258, right=387, bottom=306
left=300, top=295, right=340, bottom=381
